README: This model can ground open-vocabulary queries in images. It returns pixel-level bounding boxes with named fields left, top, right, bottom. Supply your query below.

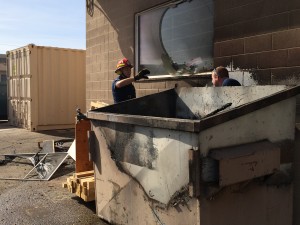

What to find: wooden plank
left=63, top=172, right=95, bottom=202
left=86, top=180, right=95, bottom=190
left=62, top=182, right=67, bottom=188
left=75, top=185, right=81, bottom=197
left=82, top=186, right=95, bottom=202
left=75, top=119, right=93, bottom=173
left=80, top=178, right=94, bottom=187
left=83, top=186, right=95, bottom=196
left=90, top=101, right=108, bottom=109
left=74, top=170, right=94, bottom=178
left=66, top=177, right=75, bottom=193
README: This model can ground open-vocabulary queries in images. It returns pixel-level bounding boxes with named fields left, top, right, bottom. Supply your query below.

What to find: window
left=135, top=0, right=214, bottom=76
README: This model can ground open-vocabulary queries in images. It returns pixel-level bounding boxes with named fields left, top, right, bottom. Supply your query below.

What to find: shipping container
left=7, top=44, right=85, bottom=131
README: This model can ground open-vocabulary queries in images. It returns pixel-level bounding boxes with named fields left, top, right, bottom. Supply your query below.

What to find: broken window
left=135, top=0, right=214, bottom=76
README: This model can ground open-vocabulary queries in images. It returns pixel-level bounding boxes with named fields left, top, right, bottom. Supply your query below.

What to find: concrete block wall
left=86, top=0, right=211, bottom=108
left=214, top=0, right=300, bottom=85
left=87, top=0, right=300, bottom=109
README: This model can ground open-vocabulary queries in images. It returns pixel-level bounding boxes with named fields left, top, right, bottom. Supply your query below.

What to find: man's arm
left=115, top=77, right=135, bottom=88
left=115, top=69, right=150, bottom=88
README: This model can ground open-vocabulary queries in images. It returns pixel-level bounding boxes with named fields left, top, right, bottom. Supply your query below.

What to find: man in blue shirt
left=112, top=58, right=150, bottom=103
left=211, top=66, right=241, bottom=87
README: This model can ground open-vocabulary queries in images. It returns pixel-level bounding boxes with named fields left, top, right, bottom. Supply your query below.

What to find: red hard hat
left=115, top=58, right=133, bottom=73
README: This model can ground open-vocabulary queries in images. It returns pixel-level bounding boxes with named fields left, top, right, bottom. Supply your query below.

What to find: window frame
left=134, top=0, right=214, bottom=77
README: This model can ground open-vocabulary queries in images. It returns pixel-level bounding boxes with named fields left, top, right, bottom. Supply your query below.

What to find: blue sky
left=0, top=1, right=85, bottom=54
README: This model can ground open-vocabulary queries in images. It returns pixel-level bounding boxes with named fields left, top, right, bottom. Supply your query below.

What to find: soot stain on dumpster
left=146, top=130, right=158, bottom=168
left=112, top=124, right=135, bottom=162
left=97, top=122, right=134, bottom=163
left=100, top=123, right=158, bottom=169
left=123, top=130, right=158, bottom=169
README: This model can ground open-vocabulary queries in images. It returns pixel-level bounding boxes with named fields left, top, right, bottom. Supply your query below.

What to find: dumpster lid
left=87, top=85, right=300, bottom=132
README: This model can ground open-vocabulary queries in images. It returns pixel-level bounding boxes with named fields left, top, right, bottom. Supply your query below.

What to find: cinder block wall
left=214, top=0, right=300, bottom=85
left=86, top=0, right=211, bottom=108
left=214, top=0, right=300, bottom=125
left=87, top=0, right=300, bottom=108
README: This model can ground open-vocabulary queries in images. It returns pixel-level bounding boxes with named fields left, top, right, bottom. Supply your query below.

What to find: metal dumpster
left=87, top=85, right=299, bottom=225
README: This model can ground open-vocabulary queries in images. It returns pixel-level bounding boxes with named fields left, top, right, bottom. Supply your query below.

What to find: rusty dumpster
left=87, top=85, right=300, bottom=225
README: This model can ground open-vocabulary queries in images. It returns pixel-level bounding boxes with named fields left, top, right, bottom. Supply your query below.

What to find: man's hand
left=134, top=69, right=150, bottom=81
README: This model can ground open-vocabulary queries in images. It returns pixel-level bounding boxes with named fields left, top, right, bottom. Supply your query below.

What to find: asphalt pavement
left=0, top=121, right=108, bottom=225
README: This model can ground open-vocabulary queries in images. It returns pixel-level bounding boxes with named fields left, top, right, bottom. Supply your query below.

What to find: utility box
left=7, top=44, right=85, bottom=131
left=87, top=85, right=299, bottom=225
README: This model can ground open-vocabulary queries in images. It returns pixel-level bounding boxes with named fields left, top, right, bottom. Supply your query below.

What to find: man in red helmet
left=112, top=58, right=150, bottom=103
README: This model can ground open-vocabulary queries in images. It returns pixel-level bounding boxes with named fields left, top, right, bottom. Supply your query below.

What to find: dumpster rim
left=87, top=85, right=300, bottom=132
left=87, top=111, right=201, bottom=132
left=199, top=85, right=300, bottom=130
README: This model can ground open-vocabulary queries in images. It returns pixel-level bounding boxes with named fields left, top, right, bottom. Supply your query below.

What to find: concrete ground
left=0, top=121, right=108, bottom=225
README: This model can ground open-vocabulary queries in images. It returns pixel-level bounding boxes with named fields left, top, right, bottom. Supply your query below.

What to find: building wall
left=86, top=0, right=300, bottom=108
left=214, top=0, right=300, bottom=85
left=86, top=0, right=213, bottom=107
left=214, top=0, right=300, bottom=124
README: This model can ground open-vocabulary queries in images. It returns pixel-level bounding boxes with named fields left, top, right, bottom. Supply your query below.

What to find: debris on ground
left=0, top=139, right=74, bottom=181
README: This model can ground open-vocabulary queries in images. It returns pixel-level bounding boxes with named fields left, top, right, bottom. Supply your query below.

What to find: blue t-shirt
left=112, top=75, right=136, bottom=103
left=222, top=78, right=241, bottom=86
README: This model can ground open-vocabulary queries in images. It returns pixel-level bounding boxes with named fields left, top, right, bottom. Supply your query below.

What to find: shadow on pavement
left=0, top=121, right=13, bottom=129
left=72, top=196, right=97, bottom=213
left=0, top=121, right=75, bottom=139
left=37, top=129, right=75, bottom=139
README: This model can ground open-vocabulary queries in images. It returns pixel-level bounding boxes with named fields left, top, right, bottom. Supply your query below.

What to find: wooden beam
left=75, top=119, right=93, bottom=173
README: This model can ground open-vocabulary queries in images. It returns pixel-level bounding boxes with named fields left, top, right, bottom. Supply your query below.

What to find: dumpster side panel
left=199, top=98, right=296, bottom=155
left=93, top=124, right=200, bottom=225
left=209, top=141, right=281, bottom=186
left=176, top=86, right=287, bottom=118
left=92, top=125, right=132, bottom=216
left=93, top=120, right=198, bottom=205
left=88, top=86, right=297, bottom=225
left=200, top=183, right=292, bottom=225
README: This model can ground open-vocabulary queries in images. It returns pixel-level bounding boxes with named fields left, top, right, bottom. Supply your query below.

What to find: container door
left=8, top=47, right=32, bottom=129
